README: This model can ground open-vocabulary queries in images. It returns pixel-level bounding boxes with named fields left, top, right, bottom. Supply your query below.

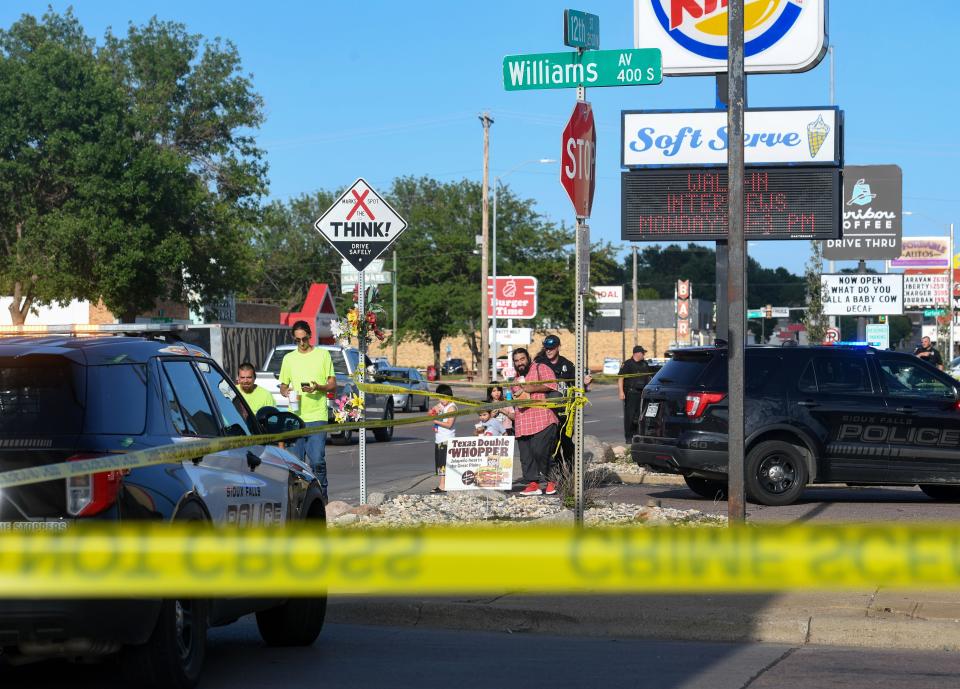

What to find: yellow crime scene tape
left=3, top=523, right=960, bottom=597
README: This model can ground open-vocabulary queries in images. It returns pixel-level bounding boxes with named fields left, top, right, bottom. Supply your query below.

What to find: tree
left=0, top=9, right=266, bottom=323
left=802, top=241, right=830, bottom=344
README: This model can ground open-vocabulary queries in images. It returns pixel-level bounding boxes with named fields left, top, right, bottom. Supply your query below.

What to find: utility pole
left=632, top=245, right=639, bottom=347
left=392, top=249, right=398, bottom=364
left=479, top=112, right=493, bottom=383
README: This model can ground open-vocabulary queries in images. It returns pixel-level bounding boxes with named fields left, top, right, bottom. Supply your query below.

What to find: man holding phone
left=279, top=320, right=336, bottom=499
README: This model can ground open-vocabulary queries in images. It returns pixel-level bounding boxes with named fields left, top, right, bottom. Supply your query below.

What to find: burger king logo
left=635, top=0, right=826, bottom=74
left=653, top=0, right=802, bottom=59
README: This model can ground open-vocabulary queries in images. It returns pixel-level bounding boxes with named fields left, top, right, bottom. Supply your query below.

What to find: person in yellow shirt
left=279, top=320, right=336, bottom=498
left=237, top=362, right=276, bottom=413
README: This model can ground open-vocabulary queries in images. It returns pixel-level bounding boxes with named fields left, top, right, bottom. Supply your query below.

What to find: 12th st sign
left=314, top=178, right=407, bottom=272
left=503, top=48, right=662, bottom=90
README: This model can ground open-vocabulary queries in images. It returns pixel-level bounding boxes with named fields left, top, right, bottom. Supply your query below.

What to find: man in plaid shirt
left=510, top=347, right=559, bottom=496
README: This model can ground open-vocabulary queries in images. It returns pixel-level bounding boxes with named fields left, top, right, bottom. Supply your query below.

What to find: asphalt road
left=8, top=621, right=958, bottom=689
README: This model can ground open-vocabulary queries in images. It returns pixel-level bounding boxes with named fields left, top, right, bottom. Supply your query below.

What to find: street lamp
left=491, top=158, right=556, bottom=380
left=904, top=211, right=955, bottom=359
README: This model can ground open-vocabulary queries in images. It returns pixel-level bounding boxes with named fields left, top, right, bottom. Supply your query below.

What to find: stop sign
left=560, top=101, right=596, bottom=218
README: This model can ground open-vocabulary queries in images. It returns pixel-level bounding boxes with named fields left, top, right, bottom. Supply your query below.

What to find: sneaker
left=519, top=481, right=542, bottom=496
left=544, top=482, right=557, bottom=495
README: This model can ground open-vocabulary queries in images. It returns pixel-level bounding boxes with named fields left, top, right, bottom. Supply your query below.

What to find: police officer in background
left=914, top=336, right=944, bottom=370
left=619, top=345, right=650, bottom=443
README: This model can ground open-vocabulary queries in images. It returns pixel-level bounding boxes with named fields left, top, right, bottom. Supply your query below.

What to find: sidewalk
left=328, top=476, right=960, bottom=651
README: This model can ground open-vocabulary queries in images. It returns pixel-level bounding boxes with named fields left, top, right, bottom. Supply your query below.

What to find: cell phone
left=301, top=382, right=310, bottom=390
left=505, top=390, right=513, bottom=401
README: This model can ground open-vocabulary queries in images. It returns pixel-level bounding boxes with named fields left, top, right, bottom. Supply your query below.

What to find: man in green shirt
left=279, top=320, right=336, bottom=498
left=237, top=362, right=276, bottom=413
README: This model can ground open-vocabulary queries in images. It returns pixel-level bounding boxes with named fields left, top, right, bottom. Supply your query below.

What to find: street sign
left=866, top=323, right=890, bottom=350
left=747, top=309, right=763, bottom=319
left=341, top=259, right=392, bottom=288
left=561, top=101, right=597, bottom=218
left=564, top=9, right=599, bottom=50
left=503, top=49, right=662, bottom=91
left=823, top=165, right=903, bottom=261
left=924, top=308, right=948, bottom=317
left=821, top=274, right=904, bottom=316
left=487, top=276, right=538, bottom=319
left=825, top=327, right=841, bottom=344
left=621, top=166, right=842, bottom=241
left=314, top=178, right=408, bottom=272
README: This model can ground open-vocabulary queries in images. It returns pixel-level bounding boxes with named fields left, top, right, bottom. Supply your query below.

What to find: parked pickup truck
left=257, top=344, right=394, bottom=443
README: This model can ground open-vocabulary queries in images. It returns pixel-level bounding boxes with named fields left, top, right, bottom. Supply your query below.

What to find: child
left=475, top=410, right=506, bottom=437
left=429, top=384, right=457, bottom=493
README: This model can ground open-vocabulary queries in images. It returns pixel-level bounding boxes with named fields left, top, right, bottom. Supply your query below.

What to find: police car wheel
left=919, top=484, right=960, bottom=502
left=256, top=499, right=327, bottom=646
left=745, top=440, right=808, bottom=507
left=122, top=502, right=209, bottom=689
left=683, top=475, right=728, bottom=500
left=373, top=403, right=394, bottom=442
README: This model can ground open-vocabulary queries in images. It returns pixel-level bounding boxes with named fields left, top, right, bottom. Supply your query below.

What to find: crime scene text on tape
left=2, top=524, right=960, bottom=597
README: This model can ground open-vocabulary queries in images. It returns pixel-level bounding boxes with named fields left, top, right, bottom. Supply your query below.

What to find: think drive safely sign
left=314, top=178, right=408, bottom=272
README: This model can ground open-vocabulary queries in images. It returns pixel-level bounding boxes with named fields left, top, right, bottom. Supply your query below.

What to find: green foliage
left=0, top=9, right=266, bottom=323
left=803, top=241, right=829, bottom=344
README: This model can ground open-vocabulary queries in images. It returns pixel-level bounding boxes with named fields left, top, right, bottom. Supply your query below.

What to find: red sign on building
left=487, top=276, right=538, bottom=319
left=560, top=101, right=596, bottom=218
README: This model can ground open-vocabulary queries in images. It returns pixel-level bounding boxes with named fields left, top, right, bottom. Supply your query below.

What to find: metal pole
left=479, top=113, right=493, bottom=384
left=714, top=76, right=729, bottom=342
left=726, top=0, right=746, bottom=524
left=358, top=270, right=367, bottom=505
left=492, top=179, right=498, bottom=381
left=950, top=223, right=955, bottom=360
left=827, top=45, right=837, bottom=328
left=392, top=250, right=398, bottom=365
left=632, top=245, right=639, bottom=347
left=574, top=218, right=586, bottom=526
left=857, top=260, right=867, bottom=341
left=621, top=287, right=626, bottom=362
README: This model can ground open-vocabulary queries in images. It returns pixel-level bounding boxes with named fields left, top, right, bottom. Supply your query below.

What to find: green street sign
left=924, top=308, right=947, bottom=317
left=564, top=9, right=599, bottom=50
left=747, top=309, right=763, bottom=319
left=503, top=48, right=662, bottom=91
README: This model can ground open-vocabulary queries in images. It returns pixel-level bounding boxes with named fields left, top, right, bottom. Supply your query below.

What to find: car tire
left=122, top=502, right=209, bottom=689
left=420, top=396, right=429, bottom=412
left=919, top=484, right=960, bottom=501
left=403, top=395, right=412, bottom=413
left=373, top=403, right=394, bottom=442
left=744, top=440, right=808, bottom=506
left=256, top=496, right=327, bottom=646
left=340, top=429, right=353, bottom=445
left=683, top=475, right=728, bottom=500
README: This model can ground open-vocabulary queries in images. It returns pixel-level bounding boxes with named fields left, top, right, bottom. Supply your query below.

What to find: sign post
left=315, top=179, right=408, bottom=504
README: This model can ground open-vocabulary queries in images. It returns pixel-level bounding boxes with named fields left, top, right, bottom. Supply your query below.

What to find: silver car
left=378, top=367, right=430, bottom=412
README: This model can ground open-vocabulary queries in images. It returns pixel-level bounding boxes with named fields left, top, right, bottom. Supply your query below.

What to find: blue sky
left=3, top=1, right=958, bottom=276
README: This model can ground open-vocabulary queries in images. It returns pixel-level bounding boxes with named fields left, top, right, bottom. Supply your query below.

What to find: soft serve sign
left=621, top=108, right=839, bottom=167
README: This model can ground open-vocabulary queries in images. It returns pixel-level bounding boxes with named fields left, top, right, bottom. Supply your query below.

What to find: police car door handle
left=797, top=400, right=819, bottom=408
left=895, top=406, right=918, bottom=414
left=246, top=450, right=262, bottom=472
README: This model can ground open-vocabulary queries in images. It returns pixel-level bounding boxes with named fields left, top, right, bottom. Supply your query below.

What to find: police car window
left=161, top=361, right=219, bottom=437
left=812, top=357, right=872, bottom=394
left=85, top=364, right=147, bottom=435
left=745, top=355, right=783, bottom=394
left=0, top=356, right=84, bottom=436
left=198, top=364, right=256, bottom=436
left=798, top=361, right=817, bottom=393
left=877, top=359, right=954, bottom=399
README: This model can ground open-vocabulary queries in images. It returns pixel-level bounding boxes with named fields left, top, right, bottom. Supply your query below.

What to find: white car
left=603, top=357, right=621, bottom=375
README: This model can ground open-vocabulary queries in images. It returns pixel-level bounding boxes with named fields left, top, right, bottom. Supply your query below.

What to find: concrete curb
left=327, top=597, right=960, bottom=651
left=590, top=468, right=686, bottom=486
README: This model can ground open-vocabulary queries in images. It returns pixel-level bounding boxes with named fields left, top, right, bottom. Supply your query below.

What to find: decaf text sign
left=821, top=274, right=903, bottom=316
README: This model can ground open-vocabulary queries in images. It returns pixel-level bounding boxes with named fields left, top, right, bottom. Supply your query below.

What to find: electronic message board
left=621, top=166, right=841, bottom=241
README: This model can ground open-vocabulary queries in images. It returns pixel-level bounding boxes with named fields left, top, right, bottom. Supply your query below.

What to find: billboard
left=820, top=274, right=904, bottom=316
left=888, top=237, right=951, bottom=270
left=487, top=276, right=538, bottom=319
left=823, top=165, right=902, bottom=260
left=622, top=108, right=841, bottom=167
left=621, top=167, right=841, bottom=241
left=633, top=0, right=827, bottom=75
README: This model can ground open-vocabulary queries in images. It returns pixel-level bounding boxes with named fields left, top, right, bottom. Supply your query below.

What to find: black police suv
left=0, top=336, right=326, bottom=689
left=632, top=345, right=960, bottom=506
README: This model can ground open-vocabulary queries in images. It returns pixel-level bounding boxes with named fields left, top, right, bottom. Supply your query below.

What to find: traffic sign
left=924, top=308, right=948, bottom=317
left=314, top=178, right=408, bottom=272
left=503, top=49, right=662, bottom=91
left=564, top=9, right=599, bottom=50
left=342, top=259, right=391, bottom=288
left=825, top=327, right=841, bottom=344
left=561, top=102, right=596, bottom=219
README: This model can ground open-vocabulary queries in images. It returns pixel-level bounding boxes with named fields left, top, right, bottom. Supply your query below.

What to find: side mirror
left=257, top=407, right=306, bottom=434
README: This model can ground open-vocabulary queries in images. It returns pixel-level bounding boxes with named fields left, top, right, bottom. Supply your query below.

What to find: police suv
left=632, top=345, right=960, bottom=506
left=0, top=336, right=327, bottom=689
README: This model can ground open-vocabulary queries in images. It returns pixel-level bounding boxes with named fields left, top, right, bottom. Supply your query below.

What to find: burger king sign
left=634, top=0, right=827, bottom=75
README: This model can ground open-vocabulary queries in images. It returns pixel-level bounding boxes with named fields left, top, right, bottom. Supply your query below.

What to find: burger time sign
left=633, top=0, right=827, bottom=75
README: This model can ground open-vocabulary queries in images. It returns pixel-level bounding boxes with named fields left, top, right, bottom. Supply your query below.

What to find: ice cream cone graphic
left=806, top=114, right=830, bottom=158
